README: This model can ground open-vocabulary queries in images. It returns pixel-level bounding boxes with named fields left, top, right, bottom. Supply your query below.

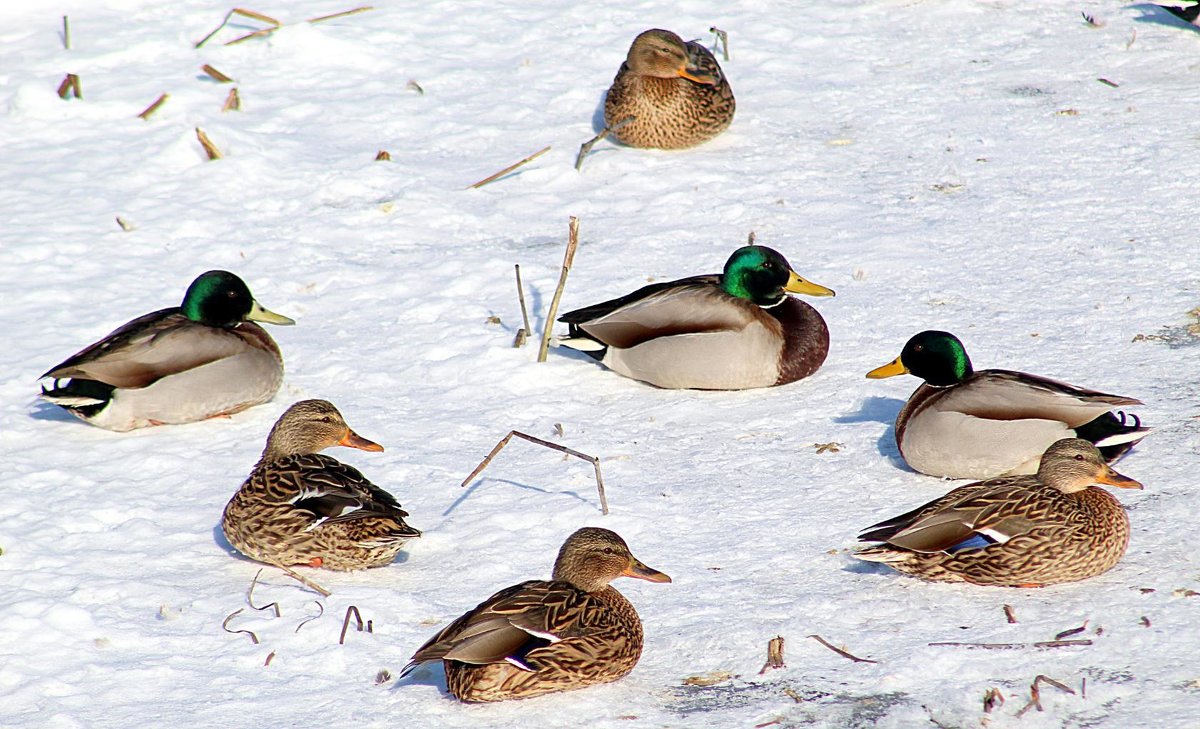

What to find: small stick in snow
left=195, top=127, right=223, bottom=160
left=137, top=93, right=169, bottom=120
left=1140, top=616, right=1151, bottom=627
left=222, top=88, right=241, bottom=112
left=1081, top=677, right=1087, bottom=699
left=747, top=231, right=756, bottom=245
left=62, top=16, right=71, bottom=50
left=340, top=605, right=365, bottom=645
left=575, top=116, right=634, bottom=171
left=537, top=216, right=580, bottom=362
left=294, top=601, right=324, bottom=633
left=1081, top=12, right=1105, bottom=28
left=467, top=145, right=552, bottom=189
left=807, top=634, right=877, bottom=664
left=982, top=687, right=1004, bottom=713
left=195, top=8, right=281, bottom=48
left=247, top=569, right=282, bottom=617
left=1014, top=675, right=1075, bottom=717
left=222, top=608, right=260, bottom=644
left=1126, top=30, right=1137, bottom=50
left=57, top=74, right=81, bottom=100
left=928, top=639, right=1091, bottom=649
left=271, top=561, right=332, bottom=597
left=406, top=80, right=424, bottom=95
left=710, top=26, right=730, bottom=61
left=115, top=216, right=135, bottom=231
left=202, top=64, right=234, bottom=83
left=513, top=264, right=532, bottom=348
left=758, top=635, right=786, bottom=674
left=264, top=651, right=276, bottom=666
left=309, top=6, right=374, bottom=24
left=460, top=430, right=609, bottom=515
left=1054, top=619, right=1088, bottom=640
left=375, top=150, right=391, bottom=161
left=1003, top=604, right=1017, bottom=623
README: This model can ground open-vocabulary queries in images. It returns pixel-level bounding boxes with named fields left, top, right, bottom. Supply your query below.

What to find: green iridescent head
left=180, top=270, right=294, bottom=328
left=720, top=246, right=835, bottom=306
left=867, top=330, right=973, bottom=386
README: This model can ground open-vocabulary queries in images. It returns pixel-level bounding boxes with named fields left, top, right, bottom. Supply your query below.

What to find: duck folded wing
left=935, top=370, right=1141, bottom=426
left=405, top=581, right=593, bottom=673
left=281, top=455, right=409, bottom=525
left=42, top=310, right=253, bottom=388
left=879, top=485, right=1057, bottom=553
left=563, top=279, right=765, bottom=349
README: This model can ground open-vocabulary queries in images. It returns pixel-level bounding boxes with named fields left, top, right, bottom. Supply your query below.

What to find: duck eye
left=1074, top=454, right=1085, bottom=461
left=227, top=290, right=238, bottom=298
left=321, top=416, right=334, bottom=424
left=602, top=547, right=615, bottom=555
left=913, top=344, right=924, bottom=352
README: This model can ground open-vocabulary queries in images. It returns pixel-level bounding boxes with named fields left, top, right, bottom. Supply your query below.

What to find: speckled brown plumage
left=221, top=399, right=419, bottom=571
left=402, top=527, right=670, bottom=702
left=604, top=29, right=735, bottom=150
left=855, top=439, right=1142, bottom=587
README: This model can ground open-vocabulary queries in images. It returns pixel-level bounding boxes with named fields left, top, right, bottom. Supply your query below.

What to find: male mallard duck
left=855, top=438, right=1142, bottom=587
left=866, top=330, right=1148, bottom=479
left=1156, top=3, right=1200, bottom=26
left=402, top=527, right=670, bottom=702
left=558, top=245, right=834, bottom=389
left=39, top=270, right=294, bottom=432
left=604, top=28, right=735, bottom=150
left=221, top=399, right=420, bottom=571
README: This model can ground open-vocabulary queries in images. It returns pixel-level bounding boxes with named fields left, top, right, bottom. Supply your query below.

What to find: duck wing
left=403, top=580, right=593, bottom=674
left=559, top=276, right=763, bottom=349
left=269, top=454, right=416, bottom=532
left=932, top=369, right=1141, bottom=428
left=41, top=308, right=255, bottom=388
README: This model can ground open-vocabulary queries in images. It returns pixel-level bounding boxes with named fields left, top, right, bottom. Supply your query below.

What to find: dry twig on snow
left=807, top=634, right=877, bottom=664
left=537, top=216, right=580, bottom=362
left=758, top=636, right=786, bottom=674
left=575, top=116, right=633, bottom=171
left=467, top=145, right=551, bottom=189
left=460, top=430, right=609, bottom=515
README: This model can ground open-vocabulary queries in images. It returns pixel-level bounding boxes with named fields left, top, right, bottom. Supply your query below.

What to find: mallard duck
left=402, top=527, right=670, bottom=702
left=558, top=245, right=834, bottom=390
left=39, top=270, right=294, bottom=432
left=221, top=399, right=420, bottom=571
left=1156, top=3, right=1200, bottom=26
left=603, top=28, right=735, bottom=150
left=855, top=438, right=1142, bottom=587
left=866, top=330, right=1148, bottom=478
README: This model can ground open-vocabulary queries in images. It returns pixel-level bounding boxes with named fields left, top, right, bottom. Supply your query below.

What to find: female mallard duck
left=402, top=527, right=670, bottom=702
left=604, top=28, right=735, bottom=149
left=558, top=245, right=834, bottom=390
left=221, top=399, right=420, bottom=571
left=39, top=270, right=294, bottom=432
left=866, top=330, right=1148, bottom=479
left=855, top=438, right=1142, bottom=587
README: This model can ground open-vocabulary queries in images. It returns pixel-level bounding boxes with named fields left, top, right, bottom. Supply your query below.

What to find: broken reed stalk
left=272, top=561, right=331, bottom=597
left=309, top=6, right=373, bottom=24
left=575, top=116, right=634, bottom=171
left=339, top=605, right=365, bottom=645
left=222, top=88, right=241, bottom=112
left=1003, top=604, right=1017, bottom=624
left=807, top=634, right=877, bottom=664
left=1054, top=620, right=1088, bottom=640
left=467, top=145, right=551, bottom=189
left=513, top=264, right=531, bottom=348
left=246, top=569, right=281, bottom=616
left=137, top=93, right=169, bottom=120
left=710, top=26, right=729, bottom=61
left=222, top=608, right=260, bottom=644
left=195, top=8, right=280, bottom=48
left=982, top=687, right=1004, bottom=713
left=195, top=127, right=223, bottom=160
left=202, top=64, right=234, bottom=83
left=537, top=216, right=580, bottom=362
left=758, top=635, right=786, bottom=674
left=460, top=430, right=609, bottom=515
left=294, top=601, right=324, bottom=633
left=57, top=74, right=81, bottom=99
left=1015, top=675, right=1075, bottom=717
left=927, top=639, right=1092, bottom=650
left=63, top=16, right=71, bottom=50
left=375, top=150, right=391, bottom=161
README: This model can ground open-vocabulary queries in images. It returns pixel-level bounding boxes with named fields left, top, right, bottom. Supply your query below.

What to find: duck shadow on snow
left=833, top=396, right=909, bottom=470
left=442, top=477, right=597, bottom=517
left=28, top=399, right=80, bottom=423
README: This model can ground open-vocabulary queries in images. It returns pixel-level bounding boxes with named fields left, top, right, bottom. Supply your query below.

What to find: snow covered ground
left=2, top=0, right=1199, bottom=726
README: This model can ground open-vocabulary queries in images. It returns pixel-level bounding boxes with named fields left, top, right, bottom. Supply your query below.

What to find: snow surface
left=3, top=0, right=1199, bottom=727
